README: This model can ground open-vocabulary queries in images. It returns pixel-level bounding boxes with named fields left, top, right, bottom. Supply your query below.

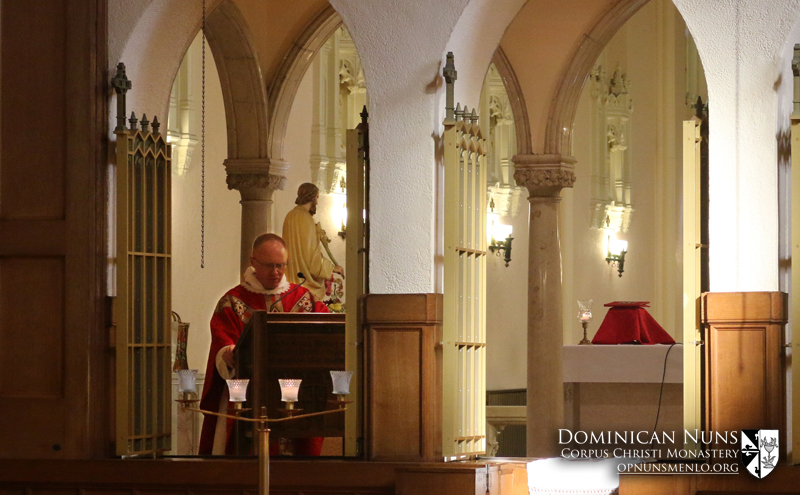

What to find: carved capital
left=224, top=158, right=287, bottom=201
left=512, top=154, right=576, bottom=198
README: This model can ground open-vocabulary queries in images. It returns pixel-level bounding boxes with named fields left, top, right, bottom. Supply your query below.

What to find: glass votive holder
left=177, top=369, right=198, bottom=394
left=330, top=370, right=354, bottom=395
left=278, top=379, right=302, bottom=403
left=226, top=378, right=249, bottom=402
left=577, top=300, right=593, bottom=323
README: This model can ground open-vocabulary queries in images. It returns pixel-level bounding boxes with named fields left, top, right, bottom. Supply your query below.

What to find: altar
left=562, top=344, right=683, bottom=451
left=486, top=344, right=684, bottom=456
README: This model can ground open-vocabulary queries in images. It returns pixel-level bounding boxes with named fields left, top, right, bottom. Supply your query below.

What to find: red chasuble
left=198, top=279, right=328, bottom=455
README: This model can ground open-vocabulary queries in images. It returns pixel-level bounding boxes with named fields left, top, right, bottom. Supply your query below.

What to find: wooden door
left=0, top=0, right=107, bottom=458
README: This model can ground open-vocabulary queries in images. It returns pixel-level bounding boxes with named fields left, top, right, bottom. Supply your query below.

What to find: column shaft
left=526, top=196, right=564, bottom=457
left=513, top=154, right=576, bottom=458
left=225, top=158, right=287, bottom=279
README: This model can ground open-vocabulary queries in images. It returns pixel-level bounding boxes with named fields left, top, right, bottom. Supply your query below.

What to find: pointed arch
left=204, top=0, right=269, bottom=159
left=267, top=5, right=343, bottom=161
left=544, top=0, right=650, bottom=155
left=116, top=0, right=268, bottom=161
left=491, top=46, right=532, bottom=155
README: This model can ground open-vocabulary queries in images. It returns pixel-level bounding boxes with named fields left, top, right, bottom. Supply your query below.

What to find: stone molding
left=513, top=154, right=576, bottom=197
left=224, top=158, right=286, bottom=201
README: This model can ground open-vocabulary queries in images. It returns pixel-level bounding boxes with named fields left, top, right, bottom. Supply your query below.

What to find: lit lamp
left=278, top=379, right=302, bottom=415
left=226, top=379, right=250, bottom=409
left=329, top=370, right=354, bottom=407
left=338, top=201, right=347, bottom=239
left=605, top=235, right=628, bottom=277
left=577, top=300, right=593, bottom=345
left=487, top=201, right=514, bottom=267
left=177, top=374, right=346, bottom=495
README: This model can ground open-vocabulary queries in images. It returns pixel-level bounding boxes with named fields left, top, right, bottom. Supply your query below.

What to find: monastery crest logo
left=741, top=430, right=778, bottom=479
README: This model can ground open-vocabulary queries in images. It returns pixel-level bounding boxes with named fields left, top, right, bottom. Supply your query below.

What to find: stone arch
left=491, top=46, right=532, bottom=155
left=204, top=0, right=269, bottom=160
left=543, top=0, right=650, bottom=155
left=116, top=0, right=268, bottom=161
left=267, top=5, right=343, bottom=161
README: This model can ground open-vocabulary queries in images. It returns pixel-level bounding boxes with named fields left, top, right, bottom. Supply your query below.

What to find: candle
left=279, top=379, right=302, bottom=402
left=226, top=379, right=249, bottom=402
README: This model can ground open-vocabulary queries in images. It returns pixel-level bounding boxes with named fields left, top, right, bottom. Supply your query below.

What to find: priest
left=198, top=233, right=328, bottom=455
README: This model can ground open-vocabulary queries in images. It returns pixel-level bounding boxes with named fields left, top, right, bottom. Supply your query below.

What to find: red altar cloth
left=592, top=301, right=675, bottom=345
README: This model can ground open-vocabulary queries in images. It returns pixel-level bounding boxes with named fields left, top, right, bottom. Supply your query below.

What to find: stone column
left=225, top=158, right=287, bottom=278
left=513, top=153, right=576, bottom=457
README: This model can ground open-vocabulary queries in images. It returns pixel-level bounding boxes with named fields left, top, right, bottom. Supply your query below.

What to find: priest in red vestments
left=198, top=233, right=328, bottom=455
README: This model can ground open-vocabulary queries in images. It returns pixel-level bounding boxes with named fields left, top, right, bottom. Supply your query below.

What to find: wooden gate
left=442, top=52, right=487, bottom=460
left=112, top=63, right=173, bottom=456
left=682, top=114, right=702, bottom=451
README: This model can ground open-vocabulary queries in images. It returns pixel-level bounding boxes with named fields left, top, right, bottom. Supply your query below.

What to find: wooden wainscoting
left=701, top=292, right=787, bottom=454
left=0, top=459, right=530, bottom=495
left=363, top=294, right=443, bottom=461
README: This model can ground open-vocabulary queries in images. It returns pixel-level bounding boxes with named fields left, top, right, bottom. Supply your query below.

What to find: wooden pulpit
left=234, top=311, right=346, bottom=455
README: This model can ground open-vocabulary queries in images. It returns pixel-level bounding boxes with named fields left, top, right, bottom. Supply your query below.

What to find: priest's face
left=250, top=240, right=288, bottom=290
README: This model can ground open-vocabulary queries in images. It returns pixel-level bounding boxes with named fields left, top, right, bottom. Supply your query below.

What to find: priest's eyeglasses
left=253, top=259, right=288, bottom=271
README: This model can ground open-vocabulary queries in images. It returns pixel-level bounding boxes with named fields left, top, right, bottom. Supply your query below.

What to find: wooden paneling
left=0, top=459, right=528, bottom=495
left=364, top=294, right=443, bottom=461
left=0, top=257, right=65, bottom=397
left=0, top=0, right=108, bottom=458
left=372, top=329, right=422, bottom=457
left=701, top=292, right=787, bottom=455
left=0, top=1, right=67, bottom=219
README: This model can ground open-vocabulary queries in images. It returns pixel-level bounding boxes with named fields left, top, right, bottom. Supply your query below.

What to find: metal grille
left=442, top=53, right=487, bottom=460
left=113, top=64, right=172, bottom=456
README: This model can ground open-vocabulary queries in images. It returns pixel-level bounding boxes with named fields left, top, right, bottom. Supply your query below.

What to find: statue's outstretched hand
left=333, top=265, right=345, bottom=278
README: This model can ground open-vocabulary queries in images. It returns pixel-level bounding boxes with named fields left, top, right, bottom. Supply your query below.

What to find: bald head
left=250, top=233, right=288, bottom=289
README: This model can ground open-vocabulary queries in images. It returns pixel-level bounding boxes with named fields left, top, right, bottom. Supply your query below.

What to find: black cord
left=200, top=0, right=206, bottom=268
left=650, top=343, right=678, bottom=444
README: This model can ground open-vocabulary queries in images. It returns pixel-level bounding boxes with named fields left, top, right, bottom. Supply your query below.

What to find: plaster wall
left=486, top=208, right=530, bottom=391
left=566, top=1, right=681, bottom=344
left=487, top=0, right=692, bottom=391
left=673, top=0, right=800, bottom=292
left=272, top=64, right=348, bottom=273
left=170, top=35, right=240, bottom=372
left=329, top=0, right=471, bottom=294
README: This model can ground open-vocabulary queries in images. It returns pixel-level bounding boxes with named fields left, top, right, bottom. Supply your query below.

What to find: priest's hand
left=222, top=344, right=236, bottom=368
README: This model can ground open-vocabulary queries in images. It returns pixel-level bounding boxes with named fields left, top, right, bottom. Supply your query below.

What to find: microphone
left=268, top=272, right=307, bottom=312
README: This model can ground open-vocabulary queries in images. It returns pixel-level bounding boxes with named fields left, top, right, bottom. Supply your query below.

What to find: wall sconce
left=605, top=235, right=628, bottom=277
left=338, top=201, right=347, bottom=239
left=487, top=199, right=514, bottom=267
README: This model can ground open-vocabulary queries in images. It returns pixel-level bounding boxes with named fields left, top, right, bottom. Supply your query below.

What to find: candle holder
left=577, top=299, right=593, bottom=345
left=328, top=370, right=354, bottom=408
left=175, top=369, right=200, bottom=405
left=278, top=379, right=302, bottom=416
left=177, top=376, right=347, bottom=495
